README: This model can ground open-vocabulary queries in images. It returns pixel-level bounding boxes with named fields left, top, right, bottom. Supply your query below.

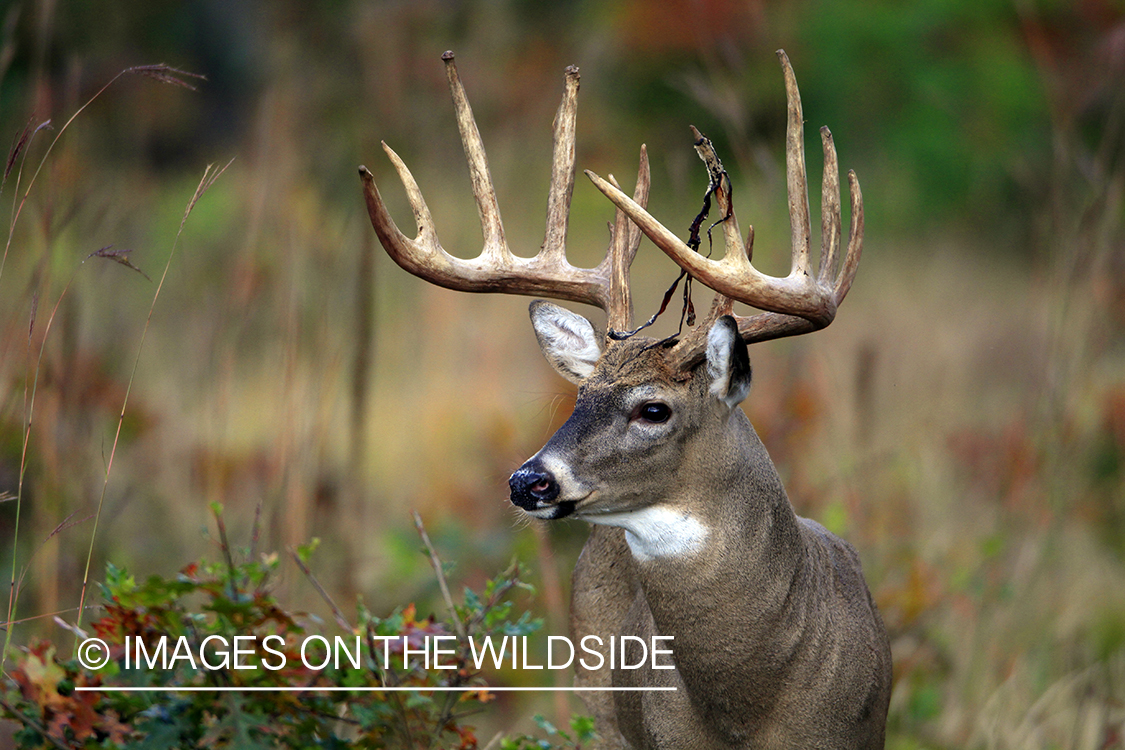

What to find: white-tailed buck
left=361, top=50, right=891, bottom=749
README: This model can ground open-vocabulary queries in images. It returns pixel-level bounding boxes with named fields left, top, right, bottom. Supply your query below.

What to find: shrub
left=0, top=511, right=590, bottom=749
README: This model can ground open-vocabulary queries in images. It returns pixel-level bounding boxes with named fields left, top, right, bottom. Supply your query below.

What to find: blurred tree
left=6, top=0, right=1119, bottom=249
left=795, top=0, right=1053, bottom=242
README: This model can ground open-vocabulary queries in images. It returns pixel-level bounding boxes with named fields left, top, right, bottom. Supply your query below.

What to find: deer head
left=507, top=304, right=753, bottom=547
left=360, top=50, right=889, bottom=749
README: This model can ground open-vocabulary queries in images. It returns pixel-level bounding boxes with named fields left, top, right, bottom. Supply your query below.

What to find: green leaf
left=502, top=611, right=543, bottom=637
left=295, top=537, right=321, bottom=564
left=570, top=714, right=596, bottom=742
left=533, top=713, right=558, bottom=735
left=103, top=561, right=136, bottom=596
left=404, top=692, right=433, bottom=710
left=135, top=717, right=191, bottom=749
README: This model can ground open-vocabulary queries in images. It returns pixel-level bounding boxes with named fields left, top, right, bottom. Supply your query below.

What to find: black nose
left=509, top=465, right=559, bottom=510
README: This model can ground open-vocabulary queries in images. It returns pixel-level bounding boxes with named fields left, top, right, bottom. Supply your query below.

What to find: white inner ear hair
left=540, top=311, right=600, bottom=380
left=706, top=324, right=734, bottom=401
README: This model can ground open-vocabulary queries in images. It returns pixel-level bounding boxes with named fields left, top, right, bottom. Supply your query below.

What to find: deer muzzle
left=509, top=464, right=558, bottom=507
left=509, top=463, right=578, bottom=519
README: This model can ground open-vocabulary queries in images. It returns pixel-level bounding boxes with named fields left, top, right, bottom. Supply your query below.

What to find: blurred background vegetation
left=1, top=0, right=1124, bottom=746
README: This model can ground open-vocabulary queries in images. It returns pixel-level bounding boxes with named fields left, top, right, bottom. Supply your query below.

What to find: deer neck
left=592, top=407, right=806, bottom=650
left=593, top=406, right=799, bottom=560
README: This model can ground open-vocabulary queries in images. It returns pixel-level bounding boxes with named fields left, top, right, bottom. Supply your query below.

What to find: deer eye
left=636, top=402, right=671, bottom=424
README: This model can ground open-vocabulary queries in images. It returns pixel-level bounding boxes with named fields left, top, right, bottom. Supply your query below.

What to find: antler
left=359, top=51, right=650, bottom=333
left=584, top=49, right=863, bottom=369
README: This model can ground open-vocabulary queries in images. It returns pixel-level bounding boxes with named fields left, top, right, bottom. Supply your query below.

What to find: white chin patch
left=582, top=506, right=708, bottom=561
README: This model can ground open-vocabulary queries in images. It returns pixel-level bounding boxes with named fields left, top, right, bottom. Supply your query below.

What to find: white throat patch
left=584, top=505, right=708, bottom=561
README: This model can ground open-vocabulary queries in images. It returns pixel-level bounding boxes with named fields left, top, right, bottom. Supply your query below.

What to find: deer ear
left=529, top=300, right=602, bottom=383
left=706, top=315, right=752, bottom=409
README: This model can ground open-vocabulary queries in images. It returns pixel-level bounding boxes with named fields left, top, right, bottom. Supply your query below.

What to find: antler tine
left=543, top=65, right=581, bottom=263
left=690, top=126, right=747, bottom=265
left=818, top=126, right=842, bottom=286
left=360, top=145, right=440, bottom=273
left=780, top=49, right=813, bottom=279
left=600, top=147, right=651, bottom=332
left=442, top=51, right=507, bottom=259
left=837, top=169, right=864, bottom=303
left=681, top=128, right=741, bottom=335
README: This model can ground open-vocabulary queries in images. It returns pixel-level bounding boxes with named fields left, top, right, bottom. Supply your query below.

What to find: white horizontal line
left=75, top=686, right=676, bottom=693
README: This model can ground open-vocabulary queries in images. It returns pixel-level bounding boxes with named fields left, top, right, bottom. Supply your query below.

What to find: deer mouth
left=547, top=500, right=578, bottom=519
left=516, top=500, right=579, bottom=520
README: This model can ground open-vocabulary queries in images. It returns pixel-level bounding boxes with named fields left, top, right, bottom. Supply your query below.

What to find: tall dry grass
left=0, top=2, right=1122, bottom=746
